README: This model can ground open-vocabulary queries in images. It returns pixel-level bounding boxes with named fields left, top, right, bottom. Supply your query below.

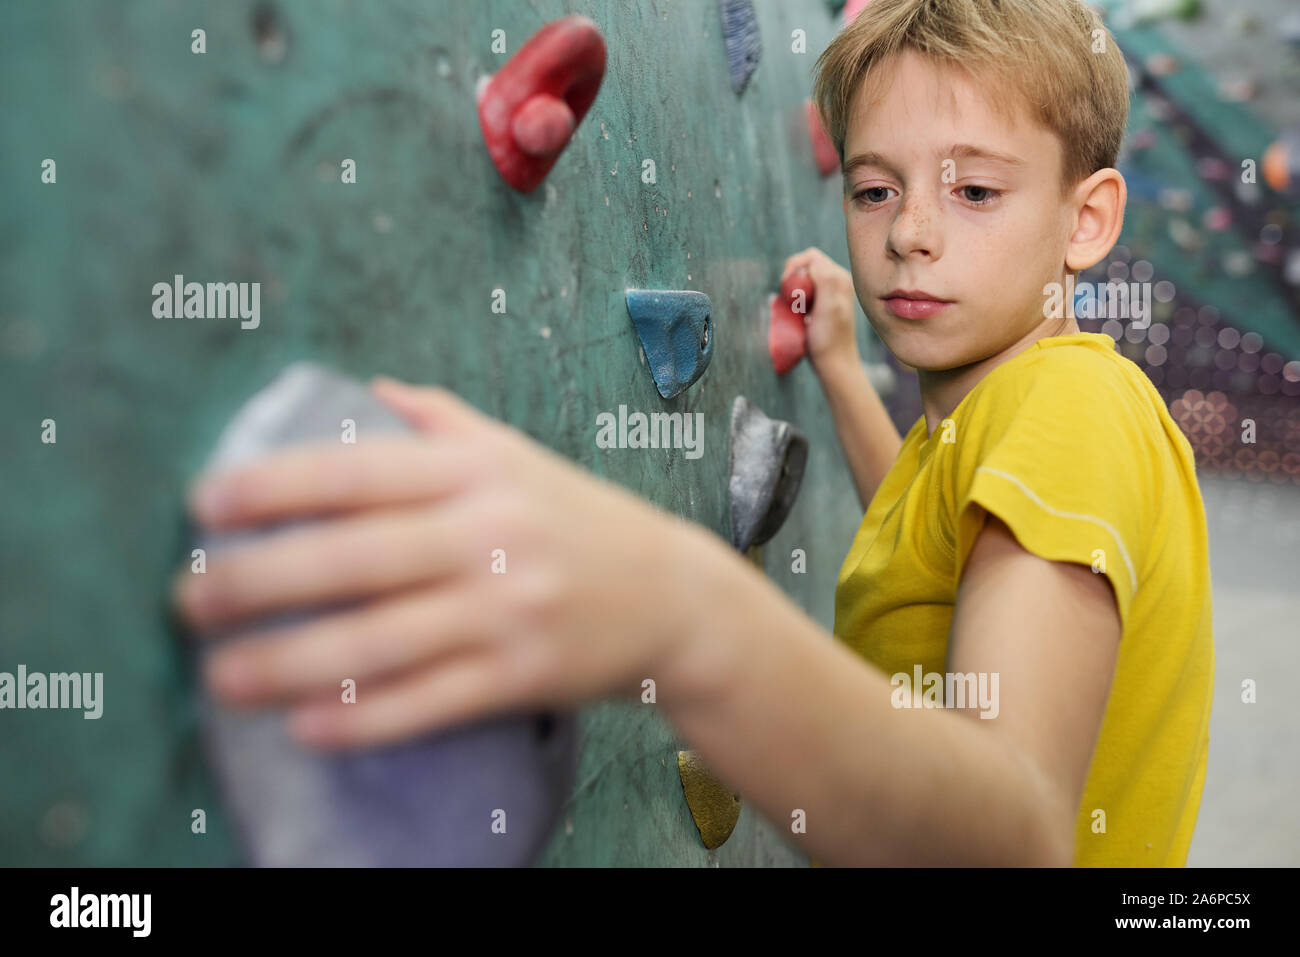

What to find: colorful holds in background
left=477, top=15, right=606, bottom=192
left=1263, top=129, right=1300, bottom=196
left=1203, top=206, right=1232, bottom=232
left=1145, top=52, right=1180, bottom=77
left=1216, top=77, right=1257, bottom=103
left=625, top=289, right=715, bottom=399
left=806, top=99, right=839, bottom=176
left=1130, top=0, right=1203, bottom=25
left=842, top=0, right=873, bottom=25
left=1129, top=129, right=1157, bottom=152
left=770, top=270, right=815, bottom=375
left=1196, top=156, right=1231, bottom=182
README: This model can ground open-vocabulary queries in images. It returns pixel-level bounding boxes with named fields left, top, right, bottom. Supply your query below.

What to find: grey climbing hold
left=727, top=395, right=809, bottom=553
left=187, top=362, right=578, bottom=866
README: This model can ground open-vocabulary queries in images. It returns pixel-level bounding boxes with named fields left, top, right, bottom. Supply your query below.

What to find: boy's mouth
left=881, top=289, right=953, bottom=320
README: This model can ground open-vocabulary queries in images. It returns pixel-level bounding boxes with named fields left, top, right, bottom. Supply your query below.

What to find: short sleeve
left=939, top=348, right=1154, bottom=630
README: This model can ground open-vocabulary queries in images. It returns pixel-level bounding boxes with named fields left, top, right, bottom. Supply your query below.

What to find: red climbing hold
left=769, top=271, right=815, bottom=375
left=806, top=99, right=838, bottom=177
left=842, top=0, right=874, bottom=25
left=477, top=16, right=607, bottom=193
left=781, top=270, right=816, bottom=315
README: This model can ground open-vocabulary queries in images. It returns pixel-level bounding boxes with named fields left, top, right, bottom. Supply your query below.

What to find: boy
left=175, top=0, right=1213, bottom=866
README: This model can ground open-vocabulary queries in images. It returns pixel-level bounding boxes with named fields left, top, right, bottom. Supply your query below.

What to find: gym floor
left=1189, top=475, right=1300, bottom=866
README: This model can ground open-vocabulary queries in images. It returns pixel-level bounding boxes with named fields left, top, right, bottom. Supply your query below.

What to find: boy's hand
left=780, top=247, right=861, bottom=377
left=172, top=377, right=709, bottom=749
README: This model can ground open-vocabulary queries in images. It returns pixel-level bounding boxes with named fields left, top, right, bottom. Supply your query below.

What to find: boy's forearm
left=816, top=354, right=903, bottom=511
left=659, top=529, right=1073, bottom=866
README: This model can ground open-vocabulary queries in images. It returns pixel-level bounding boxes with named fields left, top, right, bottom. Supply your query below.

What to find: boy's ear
left=1064, top=168, right=1126, bottom=272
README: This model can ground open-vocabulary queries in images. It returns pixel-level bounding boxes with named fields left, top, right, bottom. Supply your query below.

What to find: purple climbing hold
left=719, top=0, right=762, bottom=95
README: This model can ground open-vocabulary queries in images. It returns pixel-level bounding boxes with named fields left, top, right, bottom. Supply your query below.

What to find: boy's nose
left=886, top=194, right=941, bottom=260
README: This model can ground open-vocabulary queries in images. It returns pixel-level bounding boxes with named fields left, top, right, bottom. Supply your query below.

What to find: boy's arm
left=661, top=512, right=1120, bottom=866
left=816, top=354, right=903, bottom=511
left=780, top=246, right=902, bottom=510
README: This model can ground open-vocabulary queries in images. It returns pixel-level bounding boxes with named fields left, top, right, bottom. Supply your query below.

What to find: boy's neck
left=918, top=316, right=1080, bottom=438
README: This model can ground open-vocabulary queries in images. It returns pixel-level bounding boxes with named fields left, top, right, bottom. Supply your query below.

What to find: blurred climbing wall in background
left=0, top=0, right=874, bottom=866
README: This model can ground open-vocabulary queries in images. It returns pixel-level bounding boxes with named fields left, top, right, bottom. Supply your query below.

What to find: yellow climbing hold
left=677, top=750, right=742, bottom=850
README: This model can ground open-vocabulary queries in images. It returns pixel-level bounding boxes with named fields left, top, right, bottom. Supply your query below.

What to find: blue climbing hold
left=625, top=289, right=715, bottom=399
left=719, top=0, right=762, bottom=95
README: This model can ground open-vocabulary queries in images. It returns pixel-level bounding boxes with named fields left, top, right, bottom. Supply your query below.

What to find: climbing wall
left=0, top=0, right=876, bottom=865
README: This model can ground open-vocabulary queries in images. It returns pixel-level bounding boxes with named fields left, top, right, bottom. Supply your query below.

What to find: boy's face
left=842, top=49, right=1076, bottom=373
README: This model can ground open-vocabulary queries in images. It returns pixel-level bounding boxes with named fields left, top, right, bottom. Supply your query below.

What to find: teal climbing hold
left=625, top=289, right=715, bottom=399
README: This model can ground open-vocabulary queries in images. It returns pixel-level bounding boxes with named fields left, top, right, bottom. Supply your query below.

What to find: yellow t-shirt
left=831, top=332, right=1214, bottom=866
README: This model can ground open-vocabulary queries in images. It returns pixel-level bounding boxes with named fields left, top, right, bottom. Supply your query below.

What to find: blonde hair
left=811, top=0, right=1130, bottom=190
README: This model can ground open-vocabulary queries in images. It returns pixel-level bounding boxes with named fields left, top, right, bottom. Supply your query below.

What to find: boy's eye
left=854, top=186, right=893, bottom=204
left=959, top=185, right=1000, bottom=204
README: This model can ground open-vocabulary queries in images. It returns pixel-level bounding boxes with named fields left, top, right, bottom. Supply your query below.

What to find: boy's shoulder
left=941, top=331, right=1174, bottom=519
left=958, top=332, right=1168, bottom=452
left=954, top=333, right=1139, bottom=429
left=978, top=332, right=1136, bottom=401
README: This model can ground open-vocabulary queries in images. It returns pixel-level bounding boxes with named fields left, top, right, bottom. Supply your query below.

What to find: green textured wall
left=0, top=0, right=871, bottom=865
